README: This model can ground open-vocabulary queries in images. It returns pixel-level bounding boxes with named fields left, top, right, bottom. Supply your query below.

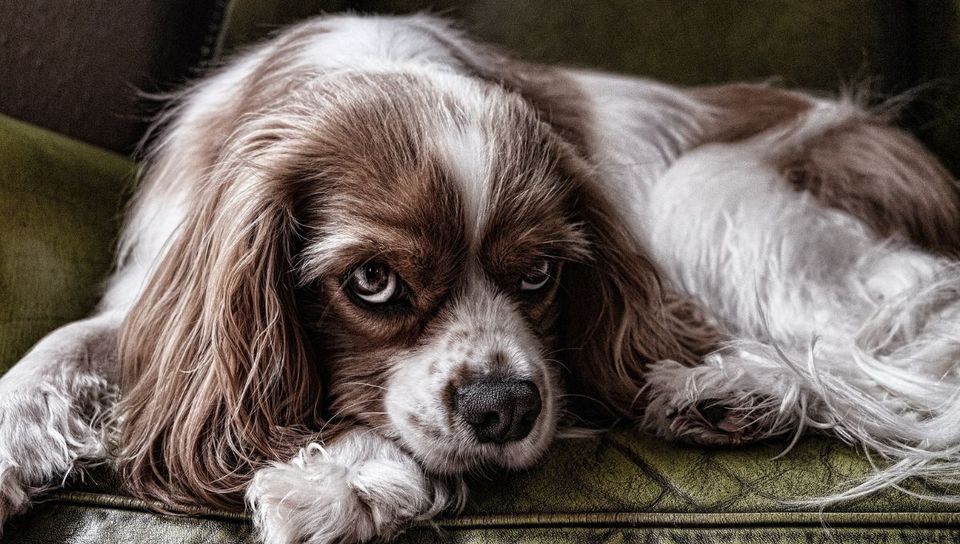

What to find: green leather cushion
left=5, top=433, right=960, bottom=542
left=0, top=114, right=133, bottom=375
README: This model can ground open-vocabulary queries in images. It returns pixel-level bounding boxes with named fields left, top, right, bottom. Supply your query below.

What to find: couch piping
left=43, top=491, right=960, bottom=529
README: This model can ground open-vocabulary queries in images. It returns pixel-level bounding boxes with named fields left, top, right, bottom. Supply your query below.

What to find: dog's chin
left=393, top=411, right=559, bottom=476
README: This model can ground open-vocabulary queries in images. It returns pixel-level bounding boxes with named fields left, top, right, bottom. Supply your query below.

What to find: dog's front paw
left=0, top=467, right=30, bottom=531
left=247, top=431, right=461, bottom=544
left=0, top=375, right=114, bottom=534
left=641, top=358, right=791, bottom=447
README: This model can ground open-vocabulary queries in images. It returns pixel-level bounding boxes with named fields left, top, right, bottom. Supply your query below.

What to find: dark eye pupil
left=521, top=260, right=552, bottom=290
left=364, top=264, right=384, bottom=283
left=355, top=263, right=389, bottom=294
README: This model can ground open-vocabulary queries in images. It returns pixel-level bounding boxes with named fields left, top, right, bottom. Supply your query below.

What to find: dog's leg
left=641, top=251, right=960, bottom=450
left=640, top=355, right=801, bottom=447
left=637, top=99, right=960, bottom=451
left=640, top=249, right=958, bottom=448
left=0, top=310, right=121, bottom=527
left=247, top=428, right=465, bottom=544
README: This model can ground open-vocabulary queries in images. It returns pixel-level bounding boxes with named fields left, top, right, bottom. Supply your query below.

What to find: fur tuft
left=246, top=431, right=466, bottom=544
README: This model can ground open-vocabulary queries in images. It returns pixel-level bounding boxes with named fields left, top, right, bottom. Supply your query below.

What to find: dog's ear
left=556, top=154, right=721, bottom=422
left=116, top=119, right=323, bottom=511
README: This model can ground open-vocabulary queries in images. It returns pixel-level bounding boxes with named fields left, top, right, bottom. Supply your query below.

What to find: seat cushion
left=4, top=432, right=960, bottom=543
left=0, top=114, right=134, bottom=375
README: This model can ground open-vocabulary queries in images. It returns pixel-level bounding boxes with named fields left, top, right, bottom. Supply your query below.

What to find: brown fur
left=117, top=133, right=325, bottom=510
left=116, top=62, right=686, bottom=510
left=556, top=150, right=722, bottom=419
left=691, top=83, right=813, bottom=143
left=119, top=72, right=468, bottom=510
left=778, top=120, right=960, bottom=254
left=692, top=84, right=960, bottom=255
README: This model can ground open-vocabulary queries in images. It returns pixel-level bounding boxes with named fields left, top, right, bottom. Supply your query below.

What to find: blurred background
left=1, top=0, right=959, bottom=173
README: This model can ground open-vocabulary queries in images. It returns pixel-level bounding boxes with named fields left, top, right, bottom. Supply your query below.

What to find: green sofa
left=3, top=1, right=960, bottom=542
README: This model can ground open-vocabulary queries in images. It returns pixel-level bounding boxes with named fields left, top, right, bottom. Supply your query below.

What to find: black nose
left=454, top=377, right=542, bottom=444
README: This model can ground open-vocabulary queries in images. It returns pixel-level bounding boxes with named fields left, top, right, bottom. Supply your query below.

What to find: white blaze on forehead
left=436, top=121, right=494, bottom=248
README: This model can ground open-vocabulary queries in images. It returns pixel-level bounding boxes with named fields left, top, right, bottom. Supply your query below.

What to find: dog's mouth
left=380, top=327, right=562, bottom=475
left=386, top=373, right=559, bottom=475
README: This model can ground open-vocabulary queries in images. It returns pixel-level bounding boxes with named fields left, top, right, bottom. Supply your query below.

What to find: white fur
left=567, top=69, right=715, bottom=231
left=436, top=122, right=493, bottom=245
left=0, top=312, right=120, bottom=530
left=635, top=104, right=960, bottom=500
left=383, top=272, right=560, bottom=475
left=247, top=429, right=466, bottom=544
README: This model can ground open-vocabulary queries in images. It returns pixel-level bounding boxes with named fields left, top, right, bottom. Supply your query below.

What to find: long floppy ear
left=115, top=129, right=323, bottom=511
left=557, top=159, right=722, bottom=422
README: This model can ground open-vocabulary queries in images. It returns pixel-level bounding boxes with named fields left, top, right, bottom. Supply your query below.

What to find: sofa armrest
left=0, top=114, right=134, bottom=375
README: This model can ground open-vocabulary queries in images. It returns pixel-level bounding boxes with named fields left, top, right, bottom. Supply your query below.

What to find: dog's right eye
left=347, top=262, right=400, bottom=304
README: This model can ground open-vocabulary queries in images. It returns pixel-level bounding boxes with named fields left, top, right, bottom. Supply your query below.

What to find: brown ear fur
left=557, top=156, right=721, bottom=421
left=116, top=142, right=323, bottom=511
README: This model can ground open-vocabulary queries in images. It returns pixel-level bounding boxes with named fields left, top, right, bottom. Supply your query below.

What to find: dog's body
left=3, top=14, right=960, bottom=543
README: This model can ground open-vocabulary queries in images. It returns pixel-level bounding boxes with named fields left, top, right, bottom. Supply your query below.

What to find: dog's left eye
left=520, top=259, right=554, bottom=291
left=348, top=262, right=399, bottom=304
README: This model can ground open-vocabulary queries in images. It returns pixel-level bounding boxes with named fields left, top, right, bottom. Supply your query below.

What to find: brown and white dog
left=2, top=14, right=960, bottom=543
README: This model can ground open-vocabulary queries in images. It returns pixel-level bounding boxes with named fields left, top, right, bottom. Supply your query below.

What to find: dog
left=2, top=13, right=960, bottom=544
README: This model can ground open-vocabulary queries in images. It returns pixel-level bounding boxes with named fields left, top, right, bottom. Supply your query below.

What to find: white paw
left=0, top=466, right=30, bottom=531
left=641, top=358, right=791, bottom=447
left=0, top=373, right=114, bottom=532
left=247, top=432, right=461, bottom=544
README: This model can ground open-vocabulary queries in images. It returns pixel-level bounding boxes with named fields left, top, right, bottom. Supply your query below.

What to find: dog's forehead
left=295, top=69, right=587, bottom=299
left=315, top=71, right=569, bottom=253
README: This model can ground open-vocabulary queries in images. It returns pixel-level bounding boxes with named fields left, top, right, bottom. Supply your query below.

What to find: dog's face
left=291, top=71, right=591, bottom=473
left=118, top=64, right=706, bottom=510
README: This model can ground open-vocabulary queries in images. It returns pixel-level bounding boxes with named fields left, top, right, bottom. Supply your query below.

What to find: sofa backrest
left=2, top=0, right=958, bottom=173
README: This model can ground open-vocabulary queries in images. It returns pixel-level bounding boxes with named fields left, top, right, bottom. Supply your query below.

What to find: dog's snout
left=454, top=378, right=541, bottom=444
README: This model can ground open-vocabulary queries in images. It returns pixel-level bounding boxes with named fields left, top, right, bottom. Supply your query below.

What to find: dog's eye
left=520, top=259, right=554, bottom=291
left=348, top=262, right=398, bottom=304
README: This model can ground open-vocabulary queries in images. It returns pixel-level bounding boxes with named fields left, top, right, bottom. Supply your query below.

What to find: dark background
left=1, top=0, right=958, bottom=173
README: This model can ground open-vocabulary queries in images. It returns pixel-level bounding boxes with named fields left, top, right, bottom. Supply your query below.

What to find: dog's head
left=281, top=70, right=591, bottom=475
left=116, top=38, right=710, bottom=509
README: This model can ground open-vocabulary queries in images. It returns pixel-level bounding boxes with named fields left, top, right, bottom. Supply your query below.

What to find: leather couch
left=2, top=1, right=959, bottom=542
